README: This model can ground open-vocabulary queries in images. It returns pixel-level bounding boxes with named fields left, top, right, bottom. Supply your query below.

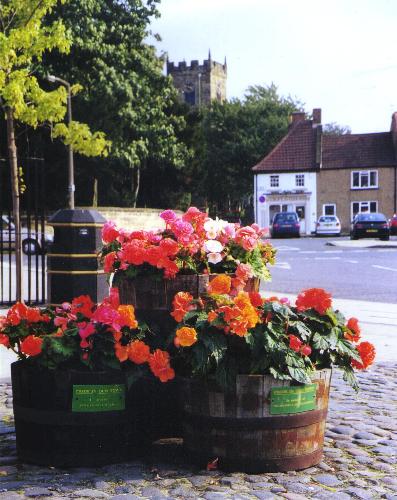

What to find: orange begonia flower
left=129, top=340, right=150, bottom=364
left=175, top=326, right=197, bottom=347
left=118, top=305, right=138, bottom=329
left=149, top=349, right=175, bottom=382
left=20, top=335, right=43, bottom=357
left=207, top=311, right=218, bottom=323
left=351, top=341, right=376, bottom=370
left=171, top=292, right=194, bottom=322
left=207, top=274, right=232, bottom=295
left=345, top=317, right=361, bottom=342
left=114, top=342, right=129, bottom=362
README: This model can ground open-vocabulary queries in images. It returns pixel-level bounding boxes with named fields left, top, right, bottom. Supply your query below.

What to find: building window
left=270, top=175, right=279, bottom=187
left=351, top=170, right=378, bottom=189
left=351, top=201, right=378, bottom=219
left=295, top=174, right=305, bottom=187
left=323, top=204, right=336, bottom=216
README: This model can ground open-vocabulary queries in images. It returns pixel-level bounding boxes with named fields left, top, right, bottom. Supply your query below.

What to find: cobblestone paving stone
left=0, top=362, right=396, bottom=499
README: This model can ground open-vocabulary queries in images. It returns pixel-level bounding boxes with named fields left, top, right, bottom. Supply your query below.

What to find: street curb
left=326, top=240, right=397, bottom=248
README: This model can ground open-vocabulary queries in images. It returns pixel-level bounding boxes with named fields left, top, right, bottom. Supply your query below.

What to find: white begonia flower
left=204, top=239, right=224, bottom=253
left=204, top=217, right=228, bottom=239
left=207, top=252, right=223, bottom=264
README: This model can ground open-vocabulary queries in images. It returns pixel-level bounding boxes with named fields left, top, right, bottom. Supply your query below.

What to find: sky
left=150, top=0, right=397, bottom=134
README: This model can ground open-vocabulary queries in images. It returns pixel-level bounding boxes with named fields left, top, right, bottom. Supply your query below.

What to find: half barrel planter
left=11, top=361, right=150, bottom=467
left=180, top=369, right=331, bottom=473
left=114, top=272, right=260, bottom=441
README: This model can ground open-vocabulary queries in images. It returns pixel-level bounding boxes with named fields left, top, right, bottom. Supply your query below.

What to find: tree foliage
left=323, top=122, right=351, bottom=135
left=195, top=84, right=303, bottom=216
left=42, top=0, right=189, bottom=207
left=0, top=0, right=110, bottom=299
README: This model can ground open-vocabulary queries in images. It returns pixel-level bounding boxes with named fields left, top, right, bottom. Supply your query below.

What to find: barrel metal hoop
left=13, top=405, right=134, bottom=426
left=182, top=408, right=328, bottom=430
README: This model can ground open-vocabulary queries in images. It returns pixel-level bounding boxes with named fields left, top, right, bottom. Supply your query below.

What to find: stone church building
left=167, top=52, right=227, bottom=107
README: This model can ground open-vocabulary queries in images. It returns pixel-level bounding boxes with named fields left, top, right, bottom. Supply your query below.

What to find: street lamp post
left=47, top=74, right=75, bottom=209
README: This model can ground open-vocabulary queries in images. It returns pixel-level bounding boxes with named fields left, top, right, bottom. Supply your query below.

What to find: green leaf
left=341, top=366, right=359, bottom=391
left=269, top=366, right=291, bottom=381
left=202, top=334, right=227, bottom=365
left=287, top=366, right=312, bottom=384
left=312, top=332, right=330, bottom=351
left=285, top=352, right=305, bottom=368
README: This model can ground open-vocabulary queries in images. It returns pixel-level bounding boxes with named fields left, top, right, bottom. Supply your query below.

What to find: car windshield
left=357, top=213, right=386, bottom=222
left=319, top=216, right=336, bottom=223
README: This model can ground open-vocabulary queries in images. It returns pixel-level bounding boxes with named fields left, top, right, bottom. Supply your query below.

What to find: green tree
left=42, top=0, right=189, bottom=207
left=323, top=122, right=351, bottom=135
left=197, top=84, right=303, bottom=216
left=0, top=0, right=110, bottom=300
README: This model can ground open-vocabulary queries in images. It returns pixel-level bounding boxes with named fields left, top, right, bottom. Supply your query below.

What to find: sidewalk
left=264, top=291, right=397, bottom=363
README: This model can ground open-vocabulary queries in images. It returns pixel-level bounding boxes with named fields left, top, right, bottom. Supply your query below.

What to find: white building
left=253, top=109, right=322, bottom=235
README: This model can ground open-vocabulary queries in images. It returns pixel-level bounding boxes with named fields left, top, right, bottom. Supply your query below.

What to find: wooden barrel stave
left=180, top=370, right=331, bottom=473
left=11, top=362, right=149, bottom=467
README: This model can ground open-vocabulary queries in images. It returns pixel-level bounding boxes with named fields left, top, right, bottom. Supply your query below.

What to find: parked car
left=270, top=212, right=300, bottom=238
left=0, top=214, right=53, bottom=255
left=350, top=212, right=390, bottom=241
left=315, top=215, right=341, bottom=236
left=389, top=214, right=397, bottom=235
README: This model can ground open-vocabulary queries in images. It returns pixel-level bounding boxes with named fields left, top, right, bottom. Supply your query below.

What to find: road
left=263, top=236, right=397, bottom=303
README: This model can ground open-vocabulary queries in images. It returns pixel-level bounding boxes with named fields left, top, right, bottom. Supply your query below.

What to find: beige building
left=253, top=109, right=397, bottom=233
left=167, top=53, right=227, bottom=107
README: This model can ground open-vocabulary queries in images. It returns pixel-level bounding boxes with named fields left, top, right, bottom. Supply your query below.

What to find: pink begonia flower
left=78, top=322, right=96, bottom=348
left=280, top=297, right=290, bottom=305
left=171, top=219, right=194, bottom=242
left=203, top=239, right=224, bottom=254
left=102, top=221, right=119, bottom=244
left=54, top=316, right=69, bottom=331
left=117, top=228, right=131, bottom=244
left=102, top=287, right=120, bottom=309
left=160, top=210, right=178, bottom=224
left=207, top=252, right=223, bottom=264
left=91, top=304, right=123, bottom=331
left=182, top=206, right=204, bottom=223
left=223, top=223, right=236, bottom=238
left=234, top=226, right=259, bottom=251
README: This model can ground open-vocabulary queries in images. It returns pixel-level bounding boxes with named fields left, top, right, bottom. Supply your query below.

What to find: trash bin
left=47, top=209, right=108, bottom=305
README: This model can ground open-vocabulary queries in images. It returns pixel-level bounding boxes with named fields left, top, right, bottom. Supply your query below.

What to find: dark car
left=389, top=214, right=397, bottom=235
left=271, top=212, right=300, bottom=238
left=350, top=212, right=390, bottom=241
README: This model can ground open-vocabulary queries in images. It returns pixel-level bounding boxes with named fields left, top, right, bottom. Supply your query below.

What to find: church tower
left=167, top=51, right=227, bottom=107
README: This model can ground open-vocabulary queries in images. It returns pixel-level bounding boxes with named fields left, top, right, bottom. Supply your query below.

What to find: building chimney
left=313, top=108, right=322, bottom=124
left=290, top=112, right=306, bottom=126
left=391, top=112, right=397, bottom=152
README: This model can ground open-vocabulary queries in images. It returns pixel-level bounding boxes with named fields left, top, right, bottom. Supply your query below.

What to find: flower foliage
left=0, top=290, right=174, bottom=383
left=99, top=207, right=276, bottom=282
left=169, top=280, right=375, bottom=390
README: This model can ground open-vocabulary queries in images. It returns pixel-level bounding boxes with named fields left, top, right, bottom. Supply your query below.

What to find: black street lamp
left=47, top=74, right=75, bottom=209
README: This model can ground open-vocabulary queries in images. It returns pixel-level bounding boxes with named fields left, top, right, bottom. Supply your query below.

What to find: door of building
left=296, top=205, right=306, bottom=234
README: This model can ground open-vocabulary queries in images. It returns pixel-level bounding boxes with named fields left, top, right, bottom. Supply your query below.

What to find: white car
left=315, top=215, right=341, bottom=236
left=1, top=214, right=53, bottom=255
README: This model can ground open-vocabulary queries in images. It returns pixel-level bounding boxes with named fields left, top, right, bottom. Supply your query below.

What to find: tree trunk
left=130, top=164, right=141, bottom=208
left=6, top=107, right=23, bottom=302
left=92, top=177, right=98, bottom=207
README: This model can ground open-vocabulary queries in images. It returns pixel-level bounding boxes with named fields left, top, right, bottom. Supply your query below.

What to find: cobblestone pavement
left=0, top=362, right=396, bottom=500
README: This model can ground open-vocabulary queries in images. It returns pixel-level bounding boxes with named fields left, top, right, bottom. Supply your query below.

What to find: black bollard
left=47, top=209, right=108, bottom=305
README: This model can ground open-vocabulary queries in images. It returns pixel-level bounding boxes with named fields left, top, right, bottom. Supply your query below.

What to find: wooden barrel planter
left=113, top=273, right=260, bottom=441
left=11, top=361, right=150, bottom=467
left=115, top=272, right=260, bottom=331
left=180, top=369, right=331, bottom=473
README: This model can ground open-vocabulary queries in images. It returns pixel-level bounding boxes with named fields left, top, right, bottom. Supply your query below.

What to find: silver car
left=0, top=214, right=53, bottom=255
left=315, top=215, right=341, bottom=236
